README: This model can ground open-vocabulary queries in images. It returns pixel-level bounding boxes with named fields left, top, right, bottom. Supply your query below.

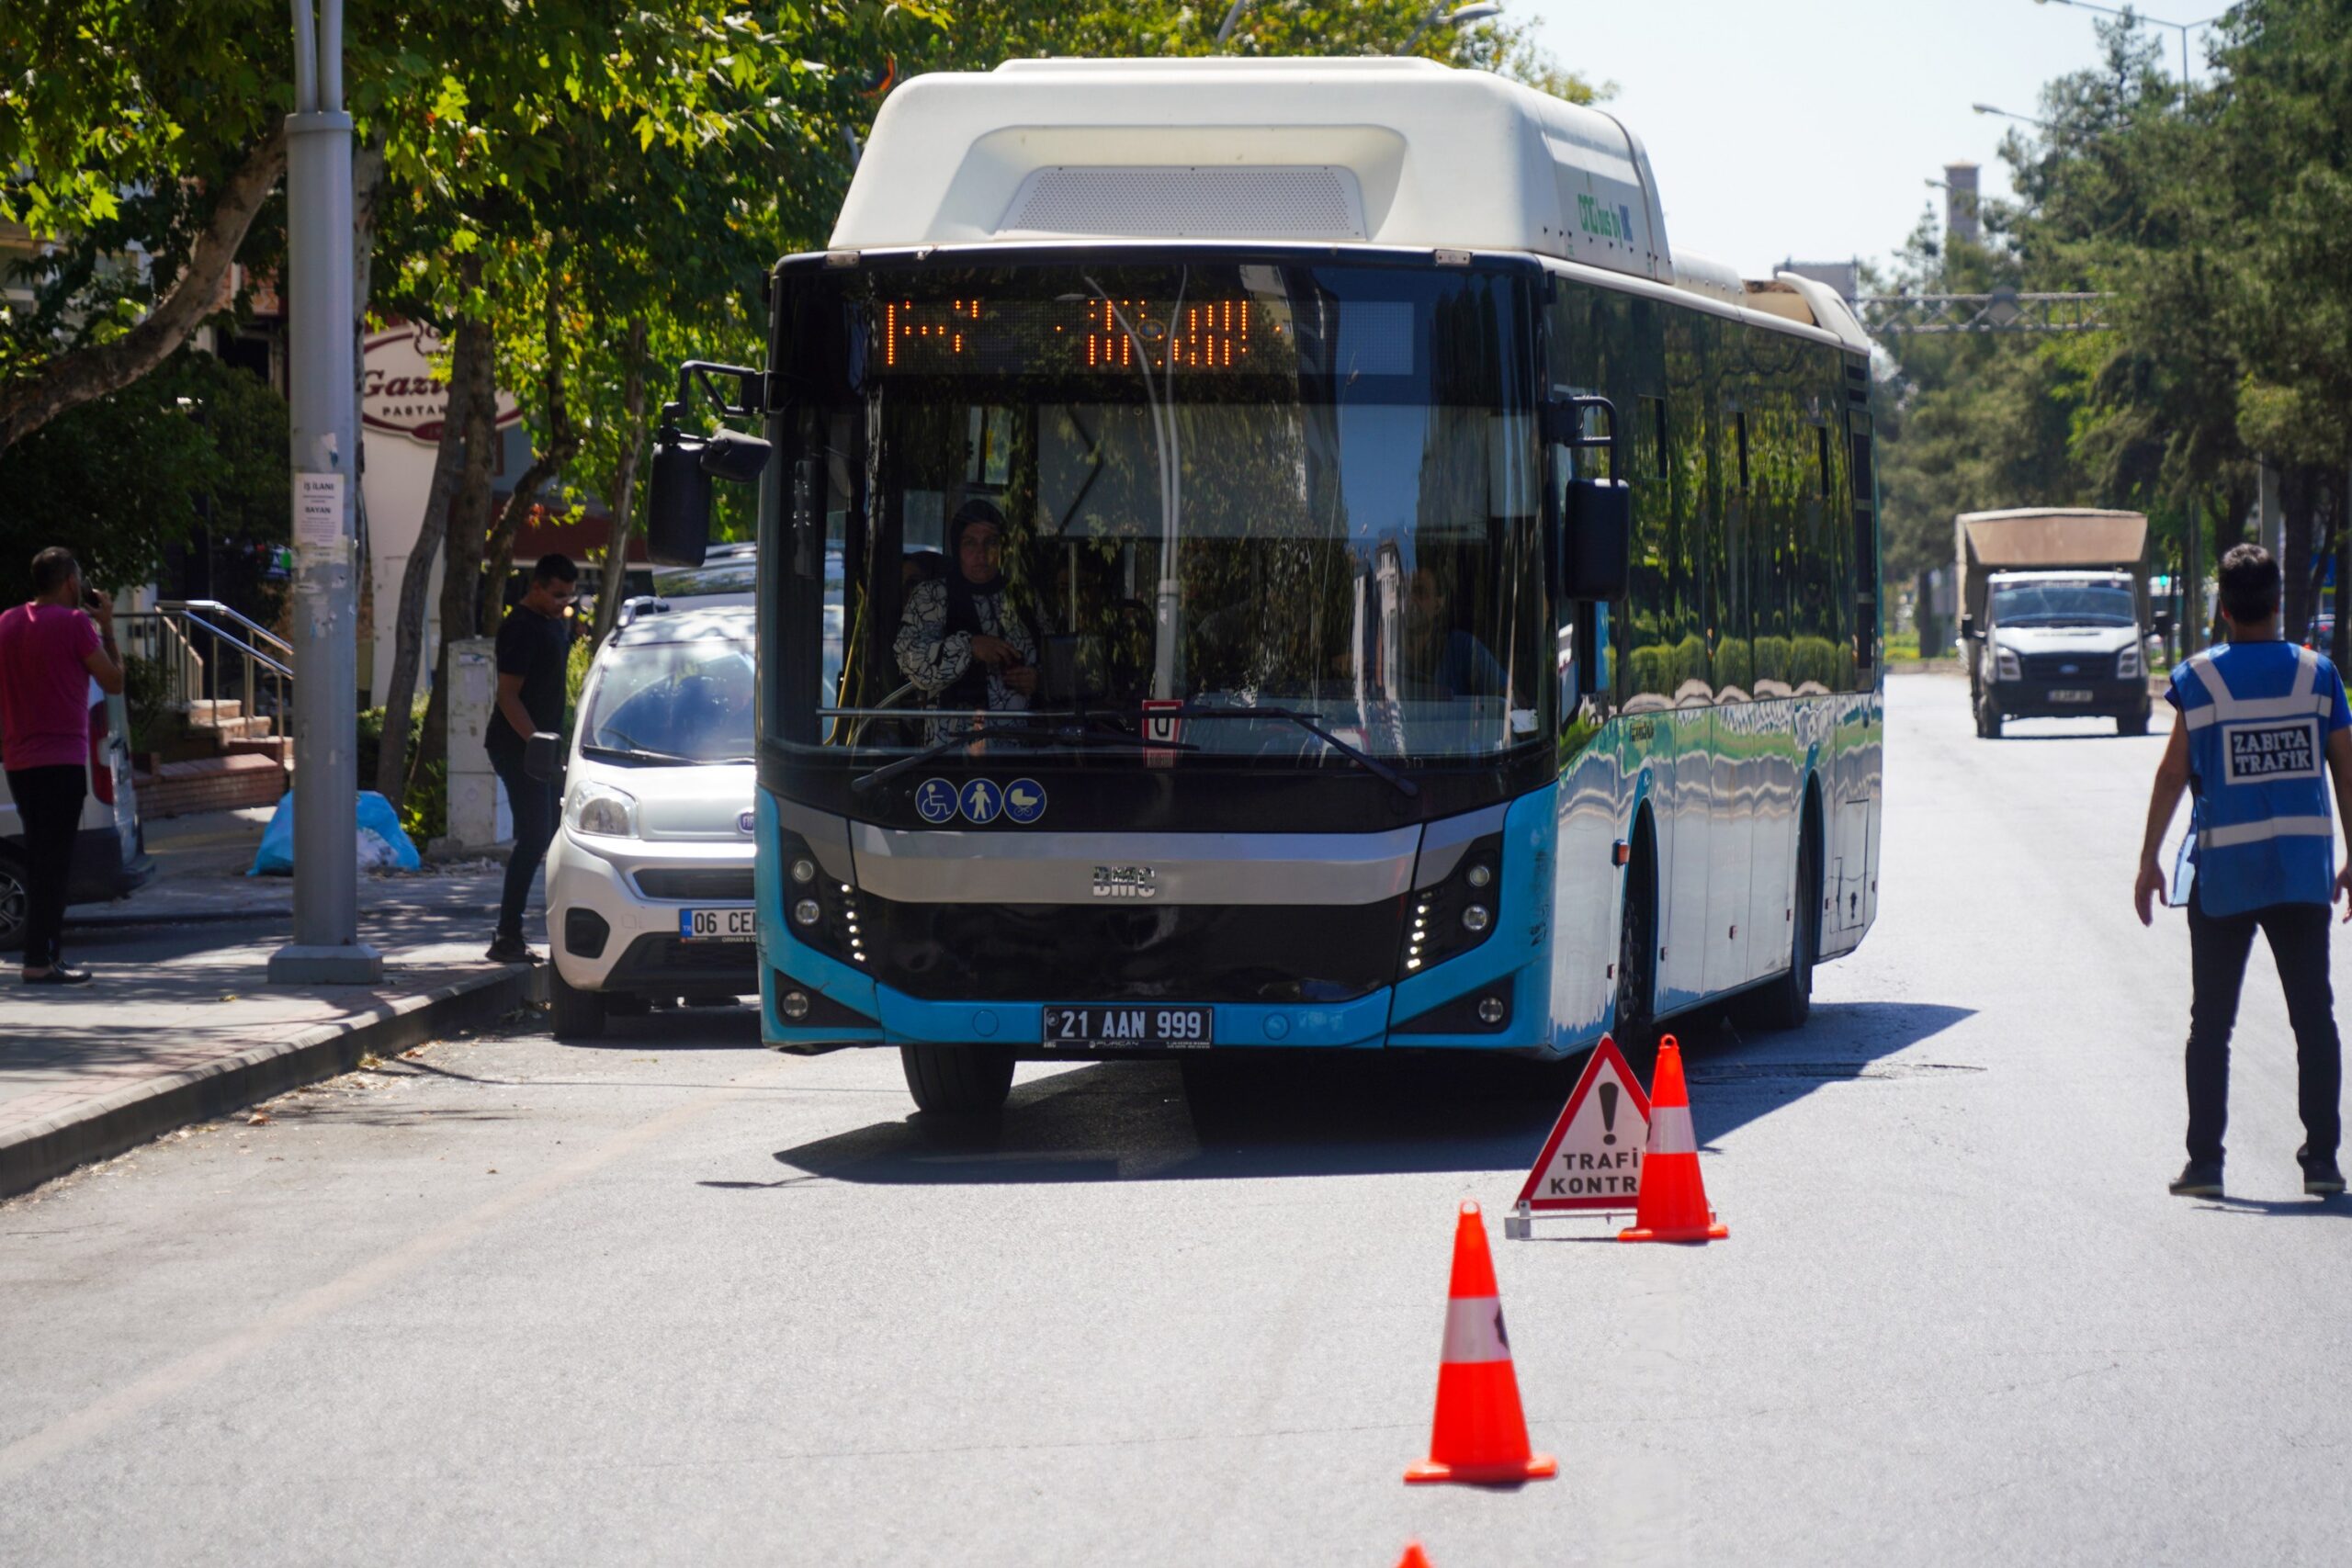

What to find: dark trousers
left=2186, top=890, right=2343, bottom=1165
left=490, top=748, right=559, bottom=943
left=6, top=763, right=86, bottom=970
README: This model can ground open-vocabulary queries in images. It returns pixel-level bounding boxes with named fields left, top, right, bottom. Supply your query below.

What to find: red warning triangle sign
left=1514, top=1034, right=1653, bottom=1213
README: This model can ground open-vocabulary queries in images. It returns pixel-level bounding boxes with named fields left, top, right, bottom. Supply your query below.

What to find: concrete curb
left=0, top=965, right=539, bottom=1200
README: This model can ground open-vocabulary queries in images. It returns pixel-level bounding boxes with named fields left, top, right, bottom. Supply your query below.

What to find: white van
left=540, top=602, right=759, bottom=1037
left=0, top=680, right=154, bottom=949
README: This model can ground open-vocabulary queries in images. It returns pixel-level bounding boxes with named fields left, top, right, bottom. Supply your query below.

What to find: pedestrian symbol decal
left=1003, top=778, right=1046, bottom=825
left=915, top=778, right=956, bottom=825
left=960, top=779, right=1002, bottom=824
left=1511, top=1034, right=1653, bottom=1213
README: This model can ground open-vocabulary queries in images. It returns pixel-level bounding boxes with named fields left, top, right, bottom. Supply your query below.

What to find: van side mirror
left=2152, top=610, right=2173, bottom=638
left=524, top=730, right=566, bottom=784
left=1959, top=615, right=1977, bottom=640
left=1547, top=394, right=1633, bottom=603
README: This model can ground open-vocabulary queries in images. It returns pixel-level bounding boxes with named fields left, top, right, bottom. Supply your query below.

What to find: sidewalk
left=2, top=809, right=545, bottom=1197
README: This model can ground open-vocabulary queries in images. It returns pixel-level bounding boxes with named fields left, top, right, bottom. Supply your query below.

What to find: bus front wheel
left=901, top=1042, right=1016, bottom=1117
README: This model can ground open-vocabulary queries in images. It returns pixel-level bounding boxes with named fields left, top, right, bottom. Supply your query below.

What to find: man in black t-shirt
left=485, top=553, right=578, bottom=963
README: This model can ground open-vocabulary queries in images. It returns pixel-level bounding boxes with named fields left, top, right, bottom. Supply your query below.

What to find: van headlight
left=1994, top=645, right=2021, bottom=682
left=566, top=781, right=639, bottom=839
left=2117, top=642, right=2142, bottom=679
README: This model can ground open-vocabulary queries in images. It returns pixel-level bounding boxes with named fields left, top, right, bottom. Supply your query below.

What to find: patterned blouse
left=893, top=577, right=1037, bottom=741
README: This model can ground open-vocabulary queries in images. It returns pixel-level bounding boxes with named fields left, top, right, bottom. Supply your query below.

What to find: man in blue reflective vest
left=2136, top=544, right=2352, bottom=1198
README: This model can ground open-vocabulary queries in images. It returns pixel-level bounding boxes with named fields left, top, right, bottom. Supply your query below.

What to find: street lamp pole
left=271, top=0, right=380, bottom=985
left=2030, top=0, right=2230, bottom=114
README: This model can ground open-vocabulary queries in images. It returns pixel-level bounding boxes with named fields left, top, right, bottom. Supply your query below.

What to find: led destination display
left=873, top=295, right=1414, bottom=378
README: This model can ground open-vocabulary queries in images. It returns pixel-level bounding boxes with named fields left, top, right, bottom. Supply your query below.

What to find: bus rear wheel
left=901, top=1042, right=1016, bottom=1117
left=1745, top=810, right=1819, bottom=1032
left=1614, top=830, right=1657, bottom=1074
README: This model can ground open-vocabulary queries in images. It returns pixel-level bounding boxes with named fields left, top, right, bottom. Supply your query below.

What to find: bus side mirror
left=1558, top=479, right=1633, bottom=602
left=647, top=431, right=713, bottom=568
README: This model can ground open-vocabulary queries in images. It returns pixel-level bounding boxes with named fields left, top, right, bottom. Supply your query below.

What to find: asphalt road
left=6, top=673, right=2350, bottom=1566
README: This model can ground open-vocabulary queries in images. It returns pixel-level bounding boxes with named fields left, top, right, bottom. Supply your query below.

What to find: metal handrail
left=175, top=610, right=293, bottom=680
left=159, top=598, right=293, bottom=661
left=116, top=603, right=292, bottom=788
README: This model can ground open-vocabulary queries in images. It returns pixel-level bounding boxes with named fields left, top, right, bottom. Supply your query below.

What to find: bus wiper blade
left=853, top=729, right=987, bottom=793
left=1170, top=707, right=1419, bottom=798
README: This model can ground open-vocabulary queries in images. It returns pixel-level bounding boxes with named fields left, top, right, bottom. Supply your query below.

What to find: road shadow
left=2195, top=1194, right=2352, bottom=1218
left=743, top=998, right=1977, bottom=1188
left=1675, top=1000, right=1979, bottom=1145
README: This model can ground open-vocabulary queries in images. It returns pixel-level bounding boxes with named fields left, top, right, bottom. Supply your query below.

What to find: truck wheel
left=1744, top=811, right=1819, bottom=1032
left=0, top=853, right=26, bottom=953
left=1975, top=697, right=2003, bottom=739
left=900, top=1042, right=1016, bottom=1117
left=548, top=964, right=606, bottom=1042
left=2118, top=708, right=2150, bottom=737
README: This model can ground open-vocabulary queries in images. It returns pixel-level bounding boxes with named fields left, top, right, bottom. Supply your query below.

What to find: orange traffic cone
left=1395, top=1544, right=1435, bottom=1568
left=1405, top=1201, right=1557, bottom=1485
left=1619, top=1035, right=1728, bottom=1243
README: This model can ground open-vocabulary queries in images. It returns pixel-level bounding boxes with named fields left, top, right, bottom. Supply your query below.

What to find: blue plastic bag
left=247, top=790, right=423, bottom=875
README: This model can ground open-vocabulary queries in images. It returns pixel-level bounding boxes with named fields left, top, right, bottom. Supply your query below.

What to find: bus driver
left=894, top=499, right=1038, bottom=740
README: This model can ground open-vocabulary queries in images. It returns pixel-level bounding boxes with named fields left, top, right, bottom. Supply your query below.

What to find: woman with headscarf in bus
left=894, top=498, right=1038, bottom=741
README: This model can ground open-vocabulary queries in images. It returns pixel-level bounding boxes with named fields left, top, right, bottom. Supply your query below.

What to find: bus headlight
left=1400, top=831, right=1503, bottom=976
left=566, top=782, right=639, bottom=839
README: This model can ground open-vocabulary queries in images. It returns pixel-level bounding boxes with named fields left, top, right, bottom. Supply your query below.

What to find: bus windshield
left=782, top=260, right=1548, bottom=761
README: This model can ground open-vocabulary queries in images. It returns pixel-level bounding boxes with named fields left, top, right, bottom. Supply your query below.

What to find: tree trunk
left=421, top=301, right=500, bottom=779
left=2335, top=467, right=2352, bottom=672
left=592, top=317, right=652, bottom=644
left=0, top=127, right=288, bottom=452
left=477, top=273, right=580, bottom=637
left=375, top=304, right=483, bottom=807
left=350, top=134, right=388, bottom=714
left=2283, top=464, right=2315, bottom=643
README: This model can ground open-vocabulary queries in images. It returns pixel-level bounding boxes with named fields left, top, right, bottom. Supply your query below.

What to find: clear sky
left=1520, top=0, right=2218, bottom=281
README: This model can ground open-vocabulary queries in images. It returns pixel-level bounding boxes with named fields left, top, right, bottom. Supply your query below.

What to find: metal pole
left=271, top=0, right=381, bottom=985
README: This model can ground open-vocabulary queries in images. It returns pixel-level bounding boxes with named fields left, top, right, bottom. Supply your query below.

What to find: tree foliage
left=1874, top=2, right=2352, bottom=649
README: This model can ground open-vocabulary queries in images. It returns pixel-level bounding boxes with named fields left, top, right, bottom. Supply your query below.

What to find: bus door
left=1702, top=404, right=1754, bottom=995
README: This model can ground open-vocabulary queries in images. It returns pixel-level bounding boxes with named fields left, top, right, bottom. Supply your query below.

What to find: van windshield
left=582, top=639, right=756, bottom=763
left=1991, top=581, right=2136, bottom=626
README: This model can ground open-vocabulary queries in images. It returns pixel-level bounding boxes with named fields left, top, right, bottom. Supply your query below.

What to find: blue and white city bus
left=642, top=57, right=1883, bottom=1115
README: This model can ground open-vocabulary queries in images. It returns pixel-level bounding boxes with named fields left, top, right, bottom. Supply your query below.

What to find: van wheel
left=900, top=1042, right=1015, bottom=1117
left=548, top=964, right=605, bottom=1042
left=0, top=854, right=26, bottom=953
left=1745, top=809, right=1819, bottom=1032
left=2118, top=708, right=2150, bottom=737
left=1975, top=697, right=2003, bottom=739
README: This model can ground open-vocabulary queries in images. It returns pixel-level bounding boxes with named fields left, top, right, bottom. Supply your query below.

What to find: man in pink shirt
left=0, top=547, right=125, bottom=985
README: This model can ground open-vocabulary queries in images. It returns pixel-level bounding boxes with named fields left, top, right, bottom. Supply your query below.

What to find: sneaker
left=2169, top=1159, right=2225, bottom=1197
left=484, top=936, right=542, bottom=964
left=2298, top=1145, right=2345, bottom=1196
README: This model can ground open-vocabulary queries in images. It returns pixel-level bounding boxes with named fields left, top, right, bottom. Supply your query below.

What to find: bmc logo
left=1092, top=865, right=1159, bottom=899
